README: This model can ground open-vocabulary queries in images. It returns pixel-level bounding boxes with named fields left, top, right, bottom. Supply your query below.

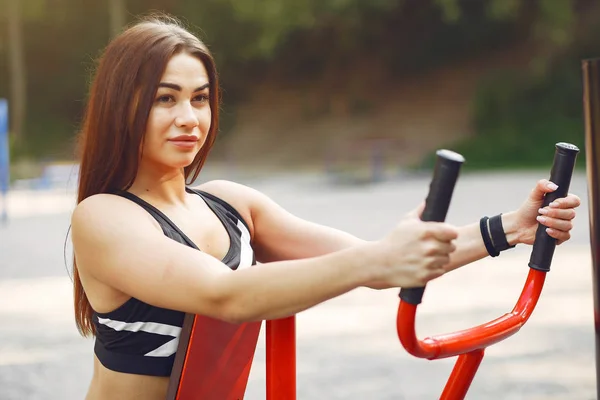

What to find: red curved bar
left=397, top=269, right=546, bottom=359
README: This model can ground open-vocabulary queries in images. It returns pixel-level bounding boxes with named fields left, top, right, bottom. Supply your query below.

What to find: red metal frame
left=397, top=268, right=546, bottom=398
left=266, top=316, right=296, bottom=400
left=264, top=270, right=546, bottom=399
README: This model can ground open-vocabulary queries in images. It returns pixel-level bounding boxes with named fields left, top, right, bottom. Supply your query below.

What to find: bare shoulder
left=72, top=193, right=153, bottom=228
left=70, top=193, right=234, bottom=316
left=71, top=194, right=159, bottom=256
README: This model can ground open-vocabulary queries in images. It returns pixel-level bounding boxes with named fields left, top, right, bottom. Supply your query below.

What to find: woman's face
left=141, top=52, right=211, bottom=171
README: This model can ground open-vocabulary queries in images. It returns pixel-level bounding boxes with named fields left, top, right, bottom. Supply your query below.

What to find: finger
left=426, top=254, right=451, bottom=270
left=548, top=193, right=582, bottom=209
left=425, top=255, right=450, bottom=276
left=546, top=228, right=570, bottom=245
left=529, top=179, right=559, bottom=202
left=406, top=201, right=426, bottom=219
left=422, top=266, right=446, bottom=283
left=435, top=255, right=452, bottom=272
left=424, top=241, right=456, bottom=257
left=424, top=222, right=459, bottom=242
left=536, top=215, right=573, bottom=232
left=538, top=207, right=576, bottom=221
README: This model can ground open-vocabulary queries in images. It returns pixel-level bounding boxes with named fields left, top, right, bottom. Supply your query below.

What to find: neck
left=128, top=161, right=190, bottom=205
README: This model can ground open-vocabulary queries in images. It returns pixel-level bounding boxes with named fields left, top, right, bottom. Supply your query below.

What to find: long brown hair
left=74, top=15, right=220, bottom=336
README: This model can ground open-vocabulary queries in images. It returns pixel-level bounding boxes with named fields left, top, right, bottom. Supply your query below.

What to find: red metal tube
left=266, top=316, right=296, bottom=400
left=440, top=349, right=485, bottom=400
left=397, top=269, right=546, bottom=359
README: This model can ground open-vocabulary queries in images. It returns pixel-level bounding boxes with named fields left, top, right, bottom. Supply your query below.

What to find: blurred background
left=0, top=1, right=599, bottom=399
left=1, top=0, right=599, bottom=179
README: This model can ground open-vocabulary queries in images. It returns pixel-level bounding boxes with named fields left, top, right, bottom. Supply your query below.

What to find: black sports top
left=92, top=187, right=255, bottom=376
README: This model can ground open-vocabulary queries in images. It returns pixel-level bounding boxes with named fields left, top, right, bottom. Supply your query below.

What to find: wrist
left=354, top=240, right=385, bottom=287
left=501, top=211, right=521, bottom=246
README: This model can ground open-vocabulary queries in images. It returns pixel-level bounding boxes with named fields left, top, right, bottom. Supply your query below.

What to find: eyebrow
left=158, top=82, right=209, bottom=92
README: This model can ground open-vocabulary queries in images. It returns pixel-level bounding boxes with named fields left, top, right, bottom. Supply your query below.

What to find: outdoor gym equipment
left=166, top=141, right=579, bottom=400
left=397, top=143, right=579, bottom=399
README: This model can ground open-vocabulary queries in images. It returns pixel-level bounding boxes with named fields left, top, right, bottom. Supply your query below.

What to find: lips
left=169, top=135, right=199, bottom=142
left=168, top=135, right=199, bottom=149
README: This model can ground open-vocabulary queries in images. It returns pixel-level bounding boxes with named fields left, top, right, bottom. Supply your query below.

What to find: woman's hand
left=365, top=204, right=458, bottom=289
left=513, top=179, right=581, bottom=245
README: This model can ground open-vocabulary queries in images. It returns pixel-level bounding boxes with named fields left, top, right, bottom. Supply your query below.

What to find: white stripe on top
left=237, top=220, right=253, bottom=269
left=97, top=317, right=181, bottom=357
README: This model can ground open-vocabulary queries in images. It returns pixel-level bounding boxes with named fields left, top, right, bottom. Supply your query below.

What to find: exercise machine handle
left=399, top=149, right=465, bottom=305
left=397, top=142, right=579, bottom=359
left=529, top=143, right=580, bottom=272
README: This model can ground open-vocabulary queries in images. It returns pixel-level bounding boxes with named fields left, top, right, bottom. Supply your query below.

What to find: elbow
left=217, top=301, right=260, bottom=324
left=218, top=299, right=260, bottom=324
left=207, top=278, right=260, bottom=324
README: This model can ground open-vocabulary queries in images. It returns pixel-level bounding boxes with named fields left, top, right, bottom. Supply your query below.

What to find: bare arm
left=198, top=180, right=368, bottom=262
left=199, top=180, right=579, bottom=274
left=444, top=212, right=519, bottom=272
left=72, top=194, right=456, bottom=323
left=199, top=181, right=506, bottom=271
left=446, top=179, right=581, bottom=271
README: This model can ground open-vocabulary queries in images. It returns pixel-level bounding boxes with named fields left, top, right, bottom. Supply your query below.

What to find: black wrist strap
left=480, top=216, right=499, bottom=257
left=489, top=214, right=516, bottom=252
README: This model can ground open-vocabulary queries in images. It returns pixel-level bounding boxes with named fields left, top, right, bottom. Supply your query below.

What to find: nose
left=174, top=102, right=199, bottom=128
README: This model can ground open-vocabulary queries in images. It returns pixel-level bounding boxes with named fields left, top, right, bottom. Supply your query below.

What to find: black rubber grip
left=528, top=142, right=580, bottom=272
left=399, top=149, right=465, bottom=305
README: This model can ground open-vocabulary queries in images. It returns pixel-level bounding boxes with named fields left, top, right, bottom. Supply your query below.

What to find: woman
left=70, top=15, right=581, bottom=400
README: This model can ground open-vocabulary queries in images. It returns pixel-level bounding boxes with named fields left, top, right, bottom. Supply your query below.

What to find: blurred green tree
left=0, top=0, right=595, bottom=165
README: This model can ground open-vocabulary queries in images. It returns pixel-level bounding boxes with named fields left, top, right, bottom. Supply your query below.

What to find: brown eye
left=156, top=95, right=174, bottom=103
left=193, top=94, right=209, bottom=103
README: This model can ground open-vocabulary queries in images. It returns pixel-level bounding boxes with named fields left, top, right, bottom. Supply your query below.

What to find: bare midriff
left=85, top=356, right=170, bottom=400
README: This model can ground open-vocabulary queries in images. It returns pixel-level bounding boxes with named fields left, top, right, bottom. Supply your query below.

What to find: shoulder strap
left=186, top=187, right=252, bottom=234
left=114, top=191, right=199, bottom=249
